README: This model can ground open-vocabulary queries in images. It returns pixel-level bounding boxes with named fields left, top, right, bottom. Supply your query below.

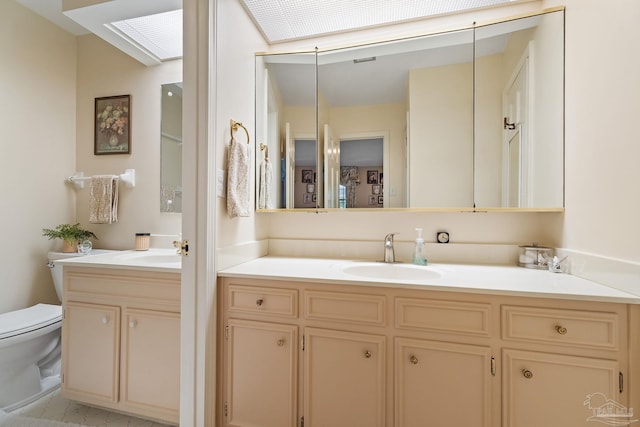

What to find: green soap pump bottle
left=412, top=228, right=428, bottom=266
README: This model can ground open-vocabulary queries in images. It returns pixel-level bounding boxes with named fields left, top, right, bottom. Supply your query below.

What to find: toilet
left=0, top=250, right=113, bottom=411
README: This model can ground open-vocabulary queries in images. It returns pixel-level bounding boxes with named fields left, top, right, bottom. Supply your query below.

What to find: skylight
left=110, top=9, right=183, bottom=61
left=241, top=0, right=521, bottom=43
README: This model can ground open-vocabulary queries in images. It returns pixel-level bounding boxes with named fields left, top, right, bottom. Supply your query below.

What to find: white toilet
left=0, top=250, right=112, bottom=411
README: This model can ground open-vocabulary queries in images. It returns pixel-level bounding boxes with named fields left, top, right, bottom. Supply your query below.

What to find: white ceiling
left=15, top=0, right=182, bottom=65
left=240, top=0, right=524, bottom=43
left=18, top=0, right=532, bottom=67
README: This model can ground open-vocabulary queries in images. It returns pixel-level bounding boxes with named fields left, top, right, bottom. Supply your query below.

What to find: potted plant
left=42, top=223, right=98, bottom=253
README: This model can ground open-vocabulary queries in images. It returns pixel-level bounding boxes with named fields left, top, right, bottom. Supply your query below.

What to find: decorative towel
left=227, top=136, right=251, bottom=217
left=258, top=158, right=273, bottom=209
left=89, top=175, right=119, bottom=224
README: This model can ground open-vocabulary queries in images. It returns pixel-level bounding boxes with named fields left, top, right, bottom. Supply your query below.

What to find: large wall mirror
left=255, top=7, right=564, bottom=211
left=256, top=51, right=317, bottom=209
left=161, top=82, right=183, bottom=213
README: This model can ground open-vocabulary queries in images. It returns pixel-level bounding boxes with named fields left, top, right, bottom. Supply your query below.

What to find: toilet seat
left=0, top=304, right=62, bottom=340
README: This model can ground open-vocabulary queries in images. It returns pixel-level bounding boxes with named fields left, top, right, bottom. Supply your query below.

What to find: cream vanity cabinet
left=219, top=276, right=636, bottom=427
left=393, top=297, right=495, bottom=426
left=62, top=266, right=181, bottom=425
left=219, top=279, right=497, bottom=427
left=501, top=304, right=627, bottom=427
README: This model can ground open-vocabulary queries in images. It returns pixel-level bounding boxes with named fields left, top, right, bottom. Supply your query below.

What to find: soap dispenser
left=412, top=228, right=428, bottom=266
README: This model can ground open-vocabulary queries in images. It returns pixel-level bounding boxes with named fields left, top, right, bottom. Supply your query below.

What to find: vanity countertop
left=217, top=256, right=640, bottom=304
left=55, top=248, right=181, bottom=273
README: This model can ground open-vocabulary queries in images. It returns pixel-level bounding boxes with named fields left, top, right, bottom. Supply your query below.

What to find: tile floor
left=12, top=389, right=173, bottom=427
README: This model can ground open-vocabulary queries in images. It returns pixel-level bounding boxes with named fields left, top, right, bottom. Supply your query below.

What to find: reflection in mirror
left=474, top=10, right=564, bottom=208
left=294, top=138, right=318, bottom=208
left=317, top=28, right=475, bottom=209
left=405, top=30, right=474, bottom=208
left=338, top=138, right=384, bottom=208
left=255, top=8, right=564, bottom=211
left=255, top=52, right=317, bottom=209
left=160, top=83, right=183, bottom=213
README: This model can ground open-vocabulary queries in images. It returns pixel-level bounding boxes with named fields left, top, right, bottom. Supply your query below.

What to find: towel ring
left=230, top=119, right=250, bottom=144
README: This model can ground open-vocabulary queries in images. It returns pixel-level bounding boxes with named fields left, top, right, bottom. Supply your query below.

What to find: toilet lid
left=0, top=304, right=62, bottom=340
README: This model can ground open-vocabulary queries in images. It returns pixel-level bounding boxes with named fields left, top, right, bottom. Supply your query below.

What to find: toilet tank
left=48, top=250, right=116, bottom=302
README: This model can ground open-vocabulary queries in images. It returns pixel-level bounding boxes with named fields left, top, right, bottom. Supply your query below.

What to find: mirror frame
left=255, top=7, right=565, bottom=213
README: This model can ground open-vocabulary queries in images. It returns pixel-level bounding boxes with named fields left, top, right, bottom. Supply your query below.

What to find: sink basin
left=342, top=262, right=442, bottom=281
left=113, top=251, right=181, bottom=266
left=131, top=254, right=181, bottom=264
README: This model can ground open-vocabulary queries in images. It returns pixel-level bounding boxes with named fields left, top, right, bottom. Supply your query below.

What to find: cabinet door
left=395, top=337, right=493, bottom=427
left=503, top=349, right=621, bottom=427
left=120, top=308, right=180, bottom=423
left=62, top=301, right=120, bottom=402
left=304, top=328, right=386, bottom=427
left=225, top=319, right=298, bottom=427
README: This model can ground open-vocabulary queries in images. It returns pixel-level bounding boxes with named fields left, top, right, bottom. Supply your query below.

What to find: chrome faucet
left=384, top=233, right=398, bottom=263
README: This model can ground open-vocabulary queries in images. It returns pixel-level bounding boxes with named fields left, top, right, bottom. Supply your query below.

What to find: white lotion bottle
left=412, top=228, right=428, bottom=266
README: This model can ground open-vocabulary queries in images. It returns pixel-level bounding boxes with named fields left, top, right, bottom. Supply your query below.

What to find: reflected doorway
left=339, top=138, right=384, bottom=208
left=293, top=139, right=317, bottom=208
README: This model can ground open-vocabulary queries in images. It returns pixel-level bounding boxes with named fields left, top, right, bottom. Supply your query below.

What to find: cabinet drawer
left=227, top=285, right=298, bottom=319
left=395, top=297, right=491, bottom=337
left=501, top=306, right=619, bottom=350
left=304, top=290, right=386, bottom=326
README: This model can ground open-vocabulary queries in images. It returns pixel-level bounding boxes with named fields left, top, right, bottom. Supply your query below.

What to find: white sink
left=118, top=253, right=181, bottom=264
left=113, top=251, right=181, bottom=266
left=342, top=262, right=442, bottom=281
left=54, top=248, right=181, bottom=272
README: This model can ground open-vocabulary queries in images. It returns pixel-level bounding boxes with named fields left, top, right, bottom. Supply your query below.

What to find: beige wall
left=74, top=35, right=182, bottom=250
left=409, top=62, right=474, bottom=208
left=0, top=1, right=77, bottom=312
left=215, top=0, right=270, bottom=248
left=259, top=2, right=563, bottom=251
left=474, top=53, right=504, bottom=207
left=543, top=0, right=640, bottom=263
left=261, top=0, right=640, bottom=265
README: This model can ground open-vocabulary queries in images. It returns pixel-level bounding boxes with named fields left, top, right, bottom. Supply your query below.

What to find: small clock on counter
left=436, top=231, right=449, bottom=243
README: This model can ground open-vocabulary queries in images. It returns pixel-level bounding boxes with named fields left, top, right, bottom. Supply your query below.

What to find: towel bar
left=67, top=169, right=136, bottom=189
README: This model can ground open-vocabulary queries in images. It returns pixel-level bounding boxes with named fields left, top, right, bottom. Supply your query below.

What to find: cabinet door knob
left=101, top=316, right=110, bottom=325
left=410, top=355, right=419, bottom=365
left=522, top=369, right=533, bottom=379
left=129, top=320, right=138, bottom=328
left=277, top=339, right=285, bottom=347
left=364, top=350, right=372, bottom=358
left=256, top=298, right=264, bottom=306
left=555, top=325, right=567, bottom=335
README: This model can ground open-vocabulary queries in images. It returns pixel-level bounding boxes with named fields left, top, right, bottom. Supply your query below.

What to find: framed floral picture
left=95, top=95, right=131, bottom=155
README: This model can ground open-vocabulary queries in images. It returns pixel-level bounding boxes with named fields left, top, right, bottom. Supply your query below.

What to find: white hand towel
left=89, top=175, right=119, bottom=224
left=227, top=136, right=251, bottom=217
left=258, top=158, right=273, bottom=209
left=258, top=159, right=266, bottom=209
left=264, top=158, right=272, bottom=209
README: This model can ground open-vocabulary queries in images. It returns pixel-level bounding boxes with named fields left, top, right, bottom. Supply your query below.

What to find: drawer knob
left=364, top=350, right=372, bottom=359
left=522, top=369, right=533, bottom=379
left=256, top=298, right=264, bottom=306
left=129, top=320, right=138, bottom=328
left=101, top=316, right=110, bottom=325
left=555, top=325, right=568, bottom=335
left=277, top=339, right=285, bottom=347
left=410, top=355, right=419, bottom=365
